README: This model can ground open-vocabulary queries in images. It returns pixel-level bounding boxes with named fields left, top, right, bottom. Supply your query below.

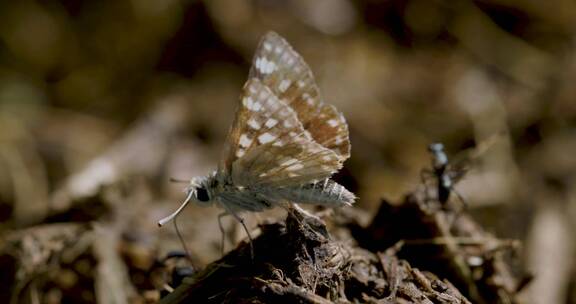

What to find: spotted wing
left=249, top=32, right=350, bottom=160
left=219, top=78, right=342, bottom=186
left=231, top=138, right=342, bottom=187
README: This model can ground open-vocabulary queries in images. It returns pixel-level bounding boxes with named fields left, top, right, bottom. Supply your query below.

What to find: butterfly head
left=157, top=175, right=216, bottom=227
left=186, top=176, right=215, bottom=206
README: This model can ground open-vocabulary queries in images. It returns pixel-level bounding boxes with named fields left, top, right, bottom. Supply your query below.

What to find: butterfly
left=158, top=32, right=355, bottom=256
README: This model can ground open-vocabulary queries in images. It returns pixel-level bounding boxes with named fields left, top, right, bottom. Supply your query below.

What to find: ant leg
left=441, top=186, right=468, bottom=227
left=420, top=169, right=433, bottom=184
left=450, top=186, right=468, bottom=213
left=420, top=169, right=434, bottom=202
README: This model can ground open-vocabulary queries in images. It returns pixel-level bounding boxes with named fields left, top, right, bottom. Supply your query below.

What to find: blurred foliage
left=0, top=0, right=575, bottom=303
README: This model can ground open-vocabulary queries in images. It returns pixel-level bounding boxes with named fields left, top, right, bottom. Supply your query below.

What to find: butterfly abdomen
left=268, top=179, right=355, bottom=206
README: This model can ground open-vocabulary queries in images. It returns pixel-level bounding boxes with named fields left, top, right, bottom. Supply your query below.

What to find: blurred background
left=0, top=0, right=575, bottom=303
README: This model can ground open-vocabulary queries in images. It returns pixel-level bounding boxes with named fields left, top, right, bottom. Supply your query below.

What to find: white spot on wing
left=265, top=60, right=276, bottom=74
left=287, top=163, right=304, bottom=171
left=258, top=90, right=268, bottom=101
left=243, top=97, right=254, bottom=108
left=265, top=118, right=278, bottom=128
left=258, top=132, right=276, bottom=144
left=239, top=134, right=252, bottom=147
left=263, top=42, right=272, bottom=51
left=257, top=57, right=277, bottom=74
left=278, top=79, right=291, bottom=92
left=255, top=57, right=262, bottom=72
left=280, top=158, right=299, bottom=167
left=268, top=100, right=280, bottom=112
left=308, top=144, right=322, bottom=153
left=243, top=96, right=262, bottom=111
left=248, top=83, right=257, bottom=93
left=302, top=93, right=314, bottom=105
left=302, top=93, right=314, bottom=106
left=236, top=149, right=245, bottom=158
left=248, top=118, right=261, bottom=130
left=327, top=119, right=338, bottom=127
left=257, top=57, right=266, bottom=73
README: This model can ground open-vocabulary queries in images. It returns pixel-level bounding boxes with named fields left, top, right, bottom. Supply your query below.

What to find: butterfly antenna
left=173, top=215, right=194, bottom=265
left=158, top=189, right=195, bottom=226
left=169, top=177, right=190, bottom=184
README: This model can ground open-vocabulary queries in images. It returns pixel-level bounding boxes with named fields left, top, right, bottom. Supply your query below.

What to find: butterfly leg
left=236, top=215, right=254, bottom=260
left=217, top=212, right=228, bottom=255
left=220, top=205, right=254, bottom=259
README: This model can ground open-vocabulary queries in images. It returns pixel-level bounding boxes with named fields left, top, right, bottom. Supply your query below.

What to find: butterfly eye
left=196, top=187, right=210, bottom=202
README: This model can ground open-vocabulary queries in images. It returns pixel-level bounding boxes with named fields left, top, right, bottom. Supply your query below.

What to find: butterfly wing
left=219, top=79, right=342, bottom=186
left=232, top=139, right=343, bottom=187
left=249, top=32, right=351, bottom=160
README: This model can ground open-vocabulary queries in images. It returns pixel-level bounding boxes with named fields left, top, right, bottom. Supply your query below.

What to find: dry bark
left=160, top=205, right=473, bottom=303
